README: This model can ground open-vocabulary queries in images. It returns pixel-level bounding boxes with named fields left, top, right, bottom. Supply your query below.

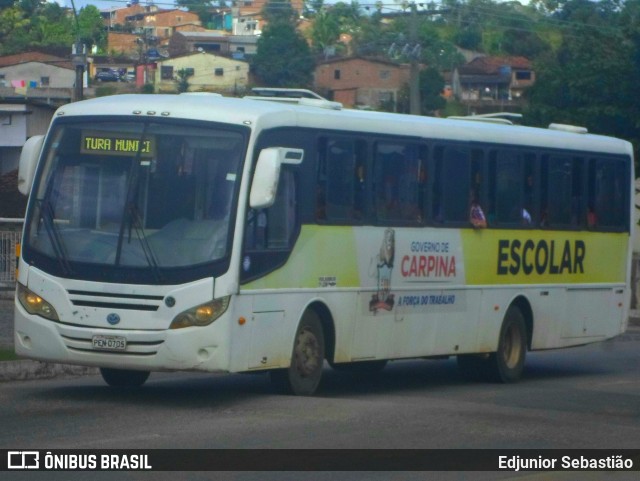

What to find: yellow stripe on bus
left=461, top=229, right=628, bottom=285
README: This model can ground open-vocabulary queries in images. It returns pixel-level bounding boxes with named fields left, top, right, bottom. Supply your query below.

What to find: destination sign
left=81, top=132, right=156, bottom=157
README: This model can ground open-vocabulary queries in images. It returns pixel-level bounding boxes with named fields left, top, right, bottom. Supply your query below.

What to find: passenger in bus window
left=540, top=207, right=548, bottom=227
left=587, top=205, right=597, bottom=228
left=469, top=189, right=487, bottom=228
left=522, top=208, right=532, bottom=225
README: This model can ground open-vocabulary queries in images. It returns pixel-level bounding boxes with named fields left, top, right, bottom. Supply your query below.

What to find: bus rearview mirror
left=249, top=147, right=303, bottom=209
left=18, top=135, right=44, bottom=196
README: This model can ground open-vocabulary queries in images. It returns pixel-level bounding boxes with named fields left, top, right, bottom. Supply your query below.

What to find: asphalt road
left=2, top=295, right=639, bottom=480
left=0, top=326, right=639, bottom=480
left=0, top=298, right=13, bottom=349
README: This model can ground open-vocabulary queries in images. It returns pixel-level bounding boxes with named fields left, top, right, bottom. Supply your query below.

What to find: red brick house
left=314, top=57, right=410, bottom=110
left=107, top=32, right=140, bottom=57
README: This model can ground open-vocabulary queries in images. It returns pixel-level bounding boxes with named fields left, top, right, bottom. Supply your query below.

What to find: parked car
left=95, top=71, right=120, bottom=82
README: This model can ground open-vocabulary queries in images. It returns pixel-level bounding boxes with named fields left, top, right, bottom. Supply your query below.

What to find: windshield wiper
left=127, top=202, right=162, bottom=282
left=36, top=199, right=72, bottom=275
left=113, top=125, right=162, bottom=281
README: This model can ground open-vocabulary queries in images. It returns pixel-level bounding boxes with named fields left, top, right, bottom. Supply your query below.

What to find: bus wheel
left=487, top=306, right=527, bottom=383
left=100, top=368, right=150, bottom=387
left=270, top=311, right=325, bottom=396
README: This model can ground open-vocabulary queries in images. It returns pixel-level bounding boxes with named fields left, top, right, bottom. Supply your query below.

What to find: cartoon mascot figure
left=370, top=228, right=395, bottom=312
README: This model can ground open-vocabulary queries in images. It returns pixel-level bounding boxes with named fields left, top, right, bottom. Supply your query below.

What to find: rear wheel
left=457, top=306, right=527, bottom=383
left=270, top=311, right=325, bottom=396
left=487, top=306, right=527, bottom=383
left=100, top=368, right=150, bottom=387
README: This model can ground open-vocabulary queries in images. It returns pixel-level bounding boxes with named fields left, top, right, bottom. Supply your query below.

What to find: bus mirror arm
left=249, top=147, right=303, bottom=209
left=18, top=135, right=45, bottom=196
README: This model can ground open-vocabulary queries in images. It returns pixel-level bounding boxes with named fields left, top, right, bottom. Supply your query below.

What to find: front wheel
left=100, top=368, right=150, bottom=387
left=487, top=306, right=527, bottom=383
left=270, top=311, right=325, bottom=396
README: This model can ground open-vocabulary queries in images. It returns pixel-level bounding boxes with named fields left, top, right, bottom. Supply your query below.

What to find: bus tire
left=100, top=368, right=150, bottom=387
left=487, top=305, right=527, bottom=383
left=270, top=311, right=325, bottom=396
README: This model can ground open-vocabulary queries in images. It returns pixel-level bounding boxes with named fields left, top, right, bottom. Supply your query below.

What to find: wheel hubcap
left=503, top=324, right=522, bottom=369
left=294, top=328, right=320, bottom=377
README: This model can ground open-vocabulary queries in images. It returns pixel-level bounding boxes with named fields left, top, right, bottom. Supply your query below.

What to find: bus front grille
left=60, top=333, right=164, bottom=356
left=67, top=289, right=164, bottom=312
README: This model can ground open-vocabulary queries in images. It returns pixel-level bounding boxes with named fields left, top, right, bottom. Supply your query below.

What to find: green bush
left=94, top=85, right=118, bottom=97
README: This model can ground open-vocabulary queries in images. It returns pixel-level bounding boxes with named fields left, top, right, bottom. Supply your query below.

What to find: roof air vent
left=548, top=123, right=588, bottom=134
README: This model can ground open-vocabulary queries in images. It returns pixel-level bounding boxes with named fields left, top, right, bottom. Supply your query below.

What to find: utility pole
left=383, top=5, right=448, bottom=116
left=70, top=0, right=86, bottom=102
left=71, top=42, right=86, bottom=102
left=408, top=3, right=420, bottom=115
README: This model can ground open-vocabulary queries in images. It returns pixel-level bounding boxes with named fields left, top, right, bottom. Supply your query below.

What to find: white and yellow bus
left=14, top=94, right=633, bottom=395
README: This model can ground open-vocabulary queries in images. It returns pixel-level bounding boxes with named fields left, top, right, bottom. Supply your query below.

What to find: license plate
left=92, top=335, right=127, bottom=351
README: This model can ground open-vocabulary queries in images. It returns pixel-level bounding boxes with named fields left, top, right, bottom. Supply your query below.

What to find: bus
left=14, top=93, right=633, bottom=395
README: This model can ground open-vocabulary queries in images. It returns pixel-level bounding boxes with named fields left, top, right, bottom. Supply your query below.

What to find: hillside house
left=452, top=56, right=534, bottom=110
left=155, top=52, right=248, bottom=94
left=0, top=52, right=74, bottom=90
left=314, top=57, right=411, bottom=110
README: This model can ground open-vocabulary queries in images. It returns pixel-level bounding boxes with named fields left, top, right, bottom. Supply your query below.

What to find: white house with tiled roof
left=154, top=51, right=249, bottom=93
left=0, top=52, right=74, bottom=89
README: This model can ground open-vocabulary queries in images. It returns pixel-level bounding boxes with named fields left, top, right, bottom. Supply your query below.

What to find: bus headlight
left=169, top=296, right=230, bottom=329
left=17, top=283, right=59, bottom=321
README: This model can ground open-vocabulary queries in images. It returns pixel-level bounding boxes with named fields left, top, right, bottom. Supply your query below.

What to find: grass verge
left=0, top=348, right=19, bottom=362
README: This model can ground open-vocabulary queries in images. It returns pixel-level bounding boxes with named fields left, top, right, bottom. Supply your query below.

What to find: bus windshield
left=25, top=119, right=247, bottom=278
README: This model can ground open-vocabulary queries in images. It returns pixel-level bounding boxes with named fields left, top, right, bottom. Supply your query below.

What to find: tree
left=76, top=5, right=107, bottom=52
left=176, top=68, right=191, bottom=93
left=419, top=67, right=446, bottom=115
left=261, top=0, right=298, bottom=24
left=0, top=6, right=31, bottom=55
left=175, top=0, right=227, bottom=26
left=253, top=22, right=315, bottom=87
left=526, top=0, right=640, bottom=150
left=31, top=3, right=73, bottom=49
left=252, top=2, right=315, bottom=87
left=310, top=10, right=340, bottom=58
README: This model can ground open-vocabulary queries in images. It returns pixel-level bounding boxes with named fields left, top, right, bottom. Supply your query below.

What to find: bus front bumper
left=13, top=302, right=230, bottom=373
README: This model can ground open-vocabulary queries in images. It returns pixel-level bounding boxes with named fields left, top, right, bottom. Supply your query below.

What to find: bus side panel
left=229, top=290, right=359, bottom=371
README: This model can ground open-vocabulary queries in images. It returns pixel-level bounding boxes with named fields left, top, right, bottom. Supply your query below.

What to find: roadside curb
left=0, top=359, right=98, bottom=382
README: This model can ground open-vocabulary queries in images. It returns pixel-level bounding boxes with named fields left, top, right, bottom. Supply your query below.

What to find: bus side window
left=242, top=168, right=298, bottom=283
left=542, top=155, right=585, bottom=229
left=317, top=137, right=366, bottom=222
left=488, top=149, right=522, bottom=226
left=589, top=158, right=628, bottom=230
left=541, top=155, right=570, bottom=227
left=244, top=169, right=297, bottom=252
left=522, top=153, right=535, bottom=226
left=373, top=142, right=425, bottom=224
left=432, top=144, right=469, bottom=224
